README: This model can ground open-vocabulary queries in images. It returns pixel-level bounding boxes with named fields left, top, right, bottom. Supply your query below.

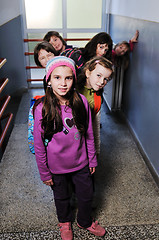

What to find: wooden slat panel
left=27, top=79, right=43, bottom=82
left=26, top=66, right=43, bottom=69
left=0, top=113, right=13, bottom=147
left=0, top=78, right=9, bottom=94
left=25, top=52, right=34, bottom=55
left=0, top=58, right=7, bottom=69
left=0, top=95, right=11, bottom=118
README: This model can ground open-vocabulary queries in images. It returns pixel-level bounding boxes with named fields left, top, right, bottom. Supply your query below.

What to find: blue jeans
left=51, top=165, right=93, bottom=228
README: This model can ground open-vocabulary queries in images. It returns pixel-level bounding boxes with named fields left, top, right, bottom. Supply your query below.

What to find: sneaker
left=77, top=221, right=106, bottom=237
left=58, top=222, right=73, bottom=240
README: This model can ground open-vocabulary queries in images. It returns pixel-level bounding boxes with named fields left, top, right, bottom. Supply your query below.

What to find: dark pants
left=51, top=165, right=93, bottom=228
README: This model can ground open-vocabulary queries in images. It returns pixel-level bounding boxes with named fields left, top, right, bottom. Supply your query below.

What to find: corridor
left=0, top=89, right=159, bottom=240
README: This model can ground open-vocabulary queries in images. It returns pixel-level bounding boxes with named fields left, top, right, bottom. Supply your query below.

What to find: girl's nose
left=104, top=47, right=108, bottom=53
left=61, top=78, right=66, bottom=85
left=102, top=49, right=106, bottom=55
left=43, top=58, right=48, bottom=67
left=100, top=78, right=105, bottom=85
left=46, top=56, right=50, bottom=62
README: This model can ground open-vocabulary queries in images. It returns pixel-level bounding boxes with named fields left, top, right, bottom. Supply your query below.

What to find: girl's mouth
left=59, top=88, right=67, bottom=92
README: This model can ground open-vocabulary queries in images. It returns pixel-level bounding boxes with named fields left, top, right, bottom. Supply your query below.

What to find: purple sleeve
left=33, top=104, right=53, bottom=181
left=81, top=95, right=98, bottom=168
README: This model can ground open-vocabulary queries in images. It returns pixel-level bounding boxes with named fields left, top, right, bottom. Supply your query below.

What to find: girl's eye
left=66, top=76, right=73, bottom=80
left=105, top=77, right=111, bottom=82
left=48, top=54, right=54, bottom=58
left=97, top=74, right=101, bottom=78
left=55, top=76, right=60, bottom=79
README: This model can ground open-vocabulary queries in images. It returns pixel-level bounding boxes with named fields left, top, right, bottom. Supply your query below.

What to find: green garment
left=77, top=86, right=95, bottom=111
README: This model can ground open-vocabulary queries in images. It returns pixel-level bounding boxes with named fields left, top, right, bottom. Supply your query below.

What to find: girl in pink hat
left=33, top=56, right=106, bottom=240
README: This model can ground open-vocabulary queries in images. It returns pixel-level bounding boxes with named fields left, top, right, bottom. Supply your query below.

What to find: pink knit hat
left=46, top=56, right=77, bottom=82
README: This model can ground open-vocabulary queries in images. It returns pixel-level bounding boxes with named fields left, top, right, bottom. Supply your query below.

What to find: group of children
left=31, top=30, right=139, bottom=240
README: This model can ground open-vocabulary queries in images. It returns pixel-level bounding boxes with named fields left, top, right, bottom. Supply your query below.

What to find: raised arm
left=130, top=30, right=139, bottom=43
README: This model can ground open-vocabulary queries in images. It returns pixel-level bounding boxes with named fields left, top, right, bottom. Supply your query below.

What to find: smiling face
left=38, top=49, right=55, bottom=67
left=96, top=43, right=109, bottom=57
left=48, top=66, right=74, bottom=104
left=49, top=36, right=65, bottom=52
left=115, top=43, right=129, bottom=56
left=85, top=63, right=112, bottom=91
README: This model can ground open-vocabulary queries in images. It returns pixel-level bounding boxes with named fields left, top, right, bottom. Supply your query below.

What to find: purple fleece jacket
left=33, top=94, right=97, bottom=182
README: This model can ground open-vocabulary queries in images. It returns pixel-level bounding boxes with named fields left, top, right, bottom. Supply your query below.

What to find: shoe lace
left=92, top=221, right=99, bottom=229
left=59, top=223, right=71, bottom=231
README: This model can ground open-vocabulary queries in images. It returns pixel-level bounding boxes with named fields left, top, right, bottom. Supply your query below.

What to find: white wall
left=106, top=0, right=159, bottom=23
left=0, top=0, right=21, bottom=26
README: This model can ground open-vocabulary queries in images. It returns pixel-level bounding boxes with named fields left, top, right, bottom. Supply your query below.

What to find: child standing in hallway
left=33, top=56, right=106, bottom=240
left=77, top=56, right=113, bottom=155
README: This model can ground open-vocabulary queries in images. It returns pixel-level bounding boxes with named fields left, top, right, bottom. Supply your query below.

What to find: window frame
left=20, top=0, right=107, bottom=87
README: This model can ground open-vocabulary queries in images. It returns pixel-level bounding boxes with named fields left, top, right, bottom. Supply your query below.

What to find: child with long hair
left=33, top=56, right=106, bottom=240
left=61, top=32, right=113, bottom=76
left=77, top=56, right=113, bottom=155
left=82, top=32, right=113, bottom=62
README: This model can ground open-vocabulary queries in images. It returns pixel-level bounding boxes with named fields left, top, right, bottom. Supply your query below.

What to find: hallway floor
left=0, top=89, right=159, bottom=240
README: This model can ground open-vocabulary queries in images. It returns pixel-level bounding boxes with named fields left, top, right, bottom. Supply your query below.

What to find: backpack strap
left=28, top=95, right=44, bottom=154
left=93, top=92, right=102, bottom=115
